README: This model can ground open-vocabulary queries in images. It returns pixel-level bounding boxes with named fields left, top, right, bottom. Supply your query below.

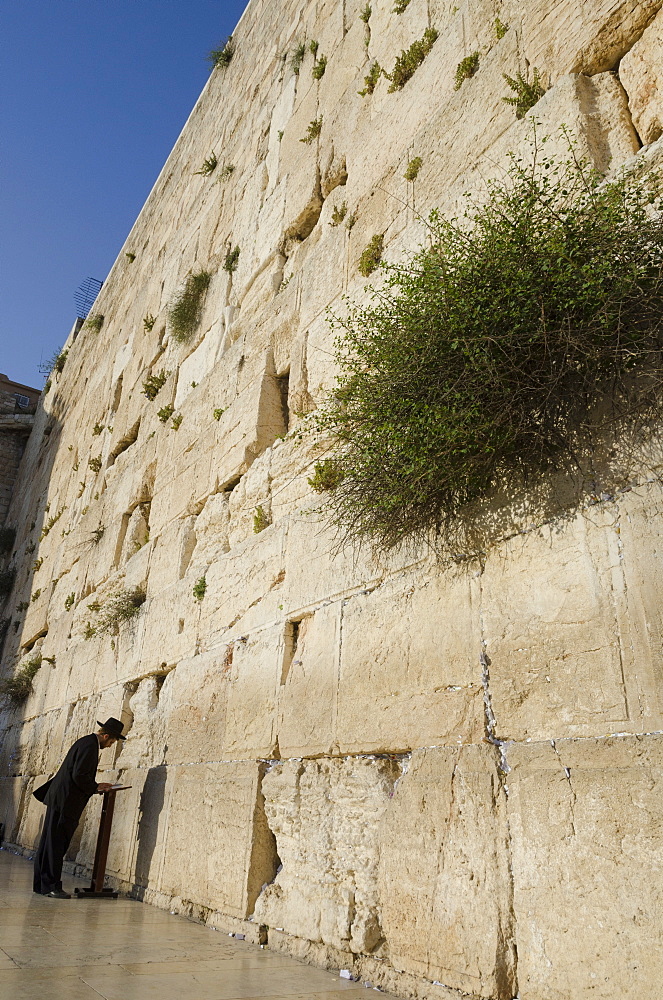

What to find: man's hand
left=96, top=782, right=114, bottom=793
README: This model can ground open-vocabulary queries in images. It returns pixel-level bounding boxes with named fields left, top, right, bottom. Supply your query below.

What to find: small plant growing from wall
left=219, top=163, right=235, bottom=180
left=0, top=655, right=42, bottom=704
left=87, top=587, right=146, bottom=638
left=223, top=247, right=240, bottom=273
left=40, top=506, right=65, bottom=539
left=404, top=156, right=422, bottom=181
left=307, top=459, right=345, bottom=492
left=291, top=42, right=306, bottom=75
left=387, top=28, right=438, bottom=91
left=195, top=151, right=218, bottom=176
left=32, top=557, right=43, bottom=573
left=64, top=592, right=75, bottom=611
left=454, top=52, right=480, bottom=90
left=253, top=506, right=270, bottom=533
left=360, top=5, right=372, bottom=23
left=494, top=17, right=509, bottom=39
left=502, top=69, right=546, bottom=118
left=0, top=569, right=16, bottom=596
left=309, top=40, right=319, bottom=58
left=393, top=0, right=411, bottom=12
left=312, top=54, right=327, bottom=79
left=85, top=314, right=104, bottom=333
left=208, top=35, right=234, bottom=69
left=358, top=62, right=382, bottom=96
left=88, top=455, right=102, bottom=474
left=143, top=313, right=156, bottom=332
left=213, top=407, right=226, bottom=420
left=358, top=234, right=384, bottom=276
left=169, top=271, right=211, bottom=343
left=346, top=211, right=358, bottom=231
left=171, top=414, right=183, bottom=431
left=330, top=202, right=348, bottom=226
left=142, top=369, right=171, bottom=400
left=193, top=577, right=207, bottom=601
left=92, top=423, right=104, bottom=436
left=17, top=601, right=29, bottom=613
left=0, top=527, right=16, bottom=554
left=125, top=252, right=136, bottom=262
left=300, top=116, right=323, bottom=144
left=91, top=526, right=105, bottom=544
left=157, top=404, right=175, bottom=423
left=30, top=589, right=41, bottom=603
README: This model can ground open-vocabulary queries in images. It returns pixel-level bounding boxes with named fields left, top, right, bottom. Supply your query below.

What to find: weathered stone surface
left=379, top=746, right=516, bottom=1000
left=621, top=7, right=663, bottom=143
left=507, top=735, right=663, bottom=1000
left=255, top=757, right=399, bottom=953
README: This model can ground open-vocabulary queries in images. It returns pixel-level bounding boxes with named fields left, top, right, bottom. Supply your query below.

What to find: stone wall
left=2, top=3, right=663, bottom=998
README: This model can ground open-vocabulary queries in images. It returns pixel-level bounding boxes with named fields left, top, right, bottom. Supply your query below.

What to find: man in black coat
left=32, top=717, right=126, bottom=898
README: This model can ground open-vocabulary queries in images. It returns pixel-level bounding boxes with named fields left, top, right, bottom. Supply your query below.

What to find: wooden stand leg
left=75, top=789, right=119, bottom=899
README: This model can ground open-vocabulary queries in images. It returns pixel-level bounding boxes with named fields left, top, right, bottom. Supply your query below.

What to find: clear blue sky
left=1, top=0, right=248, bottom=388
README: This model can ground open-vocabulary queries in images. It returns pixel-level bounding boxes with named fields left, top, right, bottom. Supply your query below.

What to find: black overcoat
left=33, top=733, right=100, bottom=823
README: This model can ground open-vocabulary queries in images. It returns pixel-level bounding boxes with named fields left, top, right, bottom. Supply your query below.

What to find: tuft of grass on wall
left=307, top=459, right=345, bottom=492
left=143, top=314, right=156, bottom=332
left=503, top=69, right=546, bottom=118
left=387, top=28, right=438, bottom=91
left=223, top=247, right=240, bottom=273
left=89, top=587, right=147, bottom=637
left=312, top=54, right=327, bottom=79
left=195, top=151, right=218, bottom=176
left=358, top=234, right=384, bottom=277
left=85, top=314, right=104, bottom=333
left=208, top=36, right=234, bottom=69
left=358, top=62, right=382, bottom=96
left=300, top=117, right=323, bottom=144
left=142, top=370, right=170, bottom=401
left=454, top=52, right=480, bottom=90
left=404, top=156, right=422, bottom=181
left=291, top=42, right=306, bottom=75
left=317, top=138, right=663, bottom=550
left=253, top=506, right=270, bottom=533
left=0, top=655, right=42, bottom=704
left=193, top=577, right=207, bottom=601
left=169, top=271, right=211, bottom=343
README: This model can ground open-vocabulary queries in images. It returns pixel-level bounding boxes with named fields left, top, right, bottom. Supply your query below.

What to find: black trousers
left=33, top=807, right=80, bottom=893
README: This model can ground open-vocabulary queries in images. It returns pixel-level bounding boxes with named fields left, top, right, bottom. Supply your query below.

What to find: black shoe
left=45, top=889, right=71, bottom=899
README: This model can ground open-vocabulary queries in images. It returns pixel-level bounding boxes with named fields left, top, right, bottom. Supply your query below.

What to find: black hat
left=96, top=717, right=127, bottom=740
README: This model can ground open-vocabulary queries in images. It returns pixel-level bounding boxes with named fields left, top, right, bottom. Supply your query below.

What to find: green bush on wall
left=169, top=271, right=211, bottom=343
left=317, top=137, right=663, bottom=550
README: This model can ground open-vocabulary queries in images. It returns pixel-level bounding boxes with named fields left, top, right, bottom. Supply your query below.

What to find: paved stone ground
left=0, top=850, right=383, bottom=1000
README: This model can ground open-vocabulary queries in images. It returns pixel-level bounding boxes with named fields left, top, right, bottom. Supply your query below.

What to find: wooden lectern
left=75, top=786, right=131, bottom=899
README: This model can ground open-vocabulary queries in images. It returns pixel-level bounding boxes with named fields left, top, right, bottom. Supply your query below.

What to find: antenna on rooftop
left=74, top=276, right=103, bottom=320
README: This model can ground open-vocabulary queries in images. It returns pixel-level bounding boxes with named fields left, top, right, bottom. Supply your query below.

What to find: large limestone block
left=157, top=649, right=232, bottom=766
left=255, top=756, right=399, bottom=953
left=378, top=745, right=516, bottom=1000
left=337, top=567, right=485, bottom=753
left=276, top=602, right=340, bottom=757
left=199, top=522, right=286, bottom=646
left=222, top=625, right=282, bottom=758
left=503, top=0, right=663, bottom=79
left=482, top=510, right=636, bottom=741
left=616, top=483, right=663, bottom=730
left=507, top=735, right=663, bottom=1000
left=621, top=7, right=663, bottom=143
left=158, top=760, right=277, bottom=918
